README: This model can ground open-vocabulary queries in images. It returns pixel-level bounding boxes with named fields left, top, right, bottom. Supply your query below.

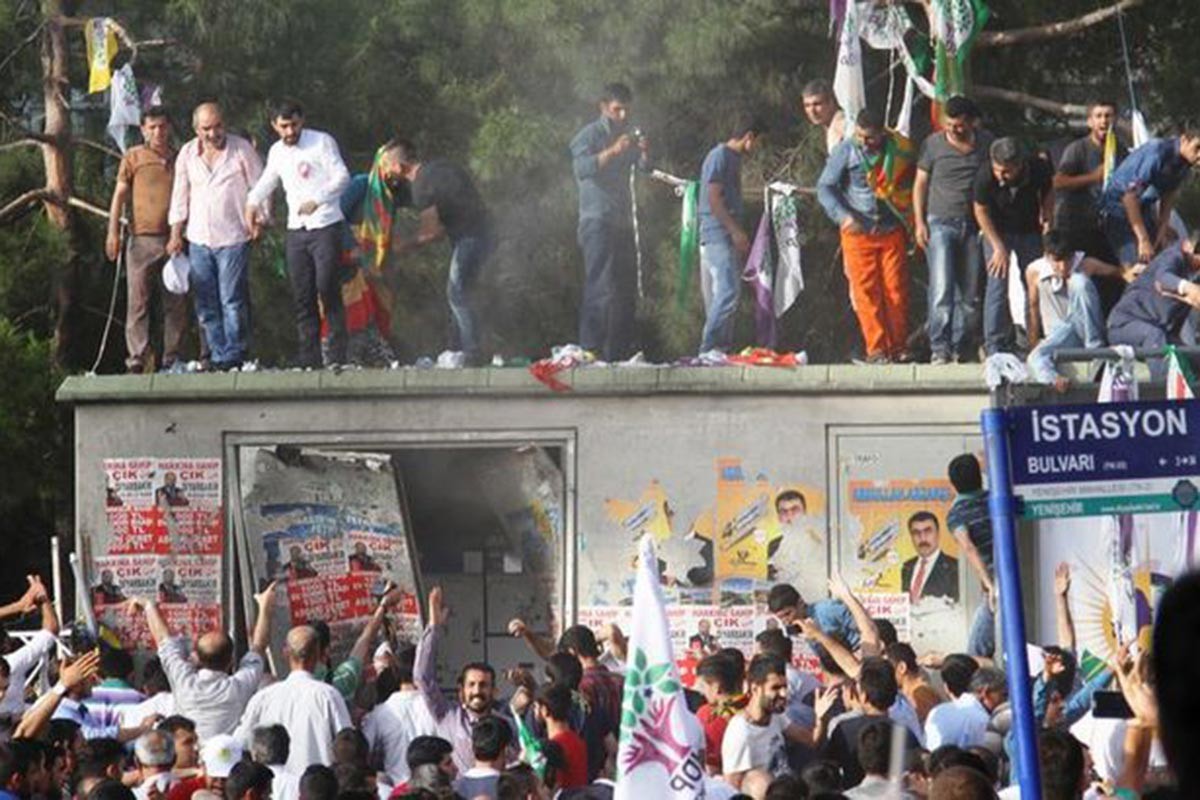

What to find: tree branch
left=66, top=196, right=110, bottom=219
left=0, top=139, right=44, bottom=153
left=74, top=137, right=122, bottom=159
left=0, top=189, right=53, bottom=225
left=976, top=0, right=1147, bottom=48
left=974, top=85, right=1090, bottom=118
left=0, top=21, right=46, bottom=77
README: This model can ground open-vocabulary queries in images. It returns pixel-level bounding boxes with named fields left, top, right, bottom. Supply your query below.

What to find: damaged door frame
left=222, top=428, right=578, bottom=654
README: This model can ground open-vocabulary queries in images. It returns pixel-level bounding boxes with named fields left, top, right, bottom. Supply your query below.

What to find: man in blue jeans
left=1099, top=129, right=1200, bottom=268
left=570, top=83, right=650, bottom=361
left=972, top=137, right=1054, bottom=356
left=696, top=114, right=766, bottom=354
left=913, top=96, right=993, bottom=364
left=387, top=141, right=493, bottom=366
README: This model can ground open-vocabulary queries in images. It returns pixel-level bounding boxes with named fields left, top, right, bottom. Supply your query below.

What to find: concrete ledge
left=56, top=363, right=1001, bottom=404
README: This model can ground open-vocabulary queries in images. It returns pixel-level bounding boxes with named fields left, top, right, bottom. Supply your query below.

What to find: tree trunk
left=40, top=0, right=81, bottom=367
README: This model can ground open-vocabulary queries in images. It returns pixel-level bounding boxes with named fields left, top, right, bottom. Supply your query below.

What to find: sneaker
left=893, top=350, right=915, bottom=364
left=930, top=353, right=951, bottom=365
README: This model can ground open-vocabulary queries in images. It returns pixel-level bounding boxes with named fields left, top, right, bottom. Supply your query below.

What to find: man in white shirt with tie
left=900, top=511, right=960, bottom=604
left=246, top=101, right=351, bottom=368
left=233, top=625, right=352, bottom=774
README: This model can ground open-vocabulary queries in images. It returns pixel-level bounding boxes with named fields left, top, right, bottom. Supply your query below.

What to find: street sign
left=1007, top=399, right=1200, bottom=519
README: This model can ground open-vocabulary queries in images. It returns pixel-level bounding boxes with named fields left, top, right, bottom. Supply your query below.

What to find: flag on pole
left=676, top=181, right=700, bottom=310
left=929, top=0, right=990, bottom=126
left=1166, top=345, right=1196, bottom=400
left=512, top=702, right=548, bottom=779
left=833, top=0, right=866, bottom=138
left=1102, top=129, right=1118, bottom=189
left=615, top=535, right=705, bottom=800
left=107, top=64, right=142, bottom=152
left=1166, top=345, right=1199, bottom=574
left=85, top=18, right=119, bottom=94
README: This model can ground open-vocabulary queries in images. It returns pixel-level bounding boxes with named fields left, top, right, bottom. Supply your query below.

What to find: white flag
left=615, top=535, right=706, bottom=800
left=833, top=0, right=866, bottom=137
left=107, top=63, right=141, bottom=152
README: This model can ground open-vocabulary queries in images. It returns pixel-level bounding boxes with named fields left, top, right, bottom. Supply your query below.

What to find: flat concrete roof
left=56, top=363, right=998, bottom=403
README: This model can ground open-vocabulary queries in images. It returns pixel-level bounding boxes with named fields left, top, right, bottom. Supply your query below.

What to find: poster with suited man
left=901, top=511, right=959, bottom=603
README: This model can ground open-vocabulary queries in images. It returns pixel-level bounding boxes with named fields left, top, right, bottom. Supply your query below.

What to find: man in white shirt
left=233, top=625, right=352, bottom=774
left=126, top=581, right=277, bottom=741
left=361, top=645, right=435, bottom=785
left=246, top=101, right=351, bottom=368
left=924, top=666, right=1007, bottom=750
left=249, top=723, right=300, bottom=800
left=0, top=576, right=59, bottom=741
left=900, top=512, right=960, bottom=603
left=722, top=654, right=810, bottom=790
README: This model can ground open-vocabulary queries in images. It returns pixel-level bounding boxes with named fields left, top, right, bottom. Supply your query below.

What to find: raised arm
left=413, top=586, right=452, bottom=721
left=127, top=597, right=172, bottom=647
left=951, top=526, right=993, bottom=596
left=827, top=575, right=880, bottom=655
left=799, top=618, right=861, bottom=679
left=1054, top=562, right=1075, bottom=651
left=14, top=649, right=99, bottom=740
left=507, top=618, right=556, bottom=661
left=250, top=581, right=278, bottom=655
left=0, top=578, right=39, bottom=621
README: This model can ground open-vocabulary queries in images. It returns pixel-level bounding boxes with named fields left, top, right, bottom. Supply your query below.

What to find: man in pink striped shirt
left=168, top=102, right=263, bottom=370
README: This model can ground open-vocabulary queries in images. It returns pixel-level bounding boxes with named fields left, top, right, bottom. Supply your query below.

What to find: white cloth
left=119, top=691, right=175, bottom=727
left=132, top=772, right=177, bottom=800
left=361, top=688, right=437, bottom=784
left=833, top=0, right=866, bottom=138
left=157, top=636, right=264, bottom=741
left=268, top=764, right=300, bottom=800
left=0, top=630, right=56, bottom=737
left=247, top=128, right=350, bottom=230
left=721, top=713, right=788, bottom=778
left=847, top=775, right=916, bottom=799
left=233, top=669, right=352, bottom=774
left=107, top=63, right=142, bottom=152
left=923, top=693, right=990, bottom=750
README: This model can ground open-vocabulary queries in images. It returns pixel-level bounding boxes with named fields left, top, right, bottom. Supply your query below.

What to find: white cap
left=162, top=252, right=190, bottom=294
left=200, top=734, right=243, bottom=779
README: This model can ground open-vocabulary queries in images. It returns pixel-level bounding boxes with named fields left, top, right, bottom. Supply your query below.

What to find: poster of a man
left=347, top=541, right=382, bottom=573
left=157, top=568, right=188, bottom=604
left=285, top=544, right=319, bottom=580
left=900, top=511, right=960, bottom=603
left=694, top=617, right=719, bottom=653
left=154, top=471, right=189, bottom=507
left=92, top=569, right=125, bottom=606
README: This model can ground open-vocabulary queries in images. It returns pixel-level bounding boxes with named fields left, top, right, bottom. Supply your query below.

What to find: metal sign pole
left=981, top=408, right=1042, bottom=800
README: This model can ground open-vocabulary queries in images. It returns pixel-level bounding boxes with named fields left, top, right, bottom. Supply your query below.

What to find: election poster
left=95, top=458, right=224, bottom=650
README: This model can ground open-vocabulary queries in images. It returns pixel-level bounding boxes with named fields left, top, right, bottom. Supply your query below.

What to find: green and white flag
left=615, top=535, right=705, bottom=799
left=929, top=0, right=990, bottom=120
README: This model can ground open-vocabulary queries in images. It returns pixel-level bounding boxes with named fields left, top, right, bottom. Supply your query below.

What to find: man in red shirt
left=694, top=652, right=747, bottom=775
left=534, top=684, right=588, bottom=789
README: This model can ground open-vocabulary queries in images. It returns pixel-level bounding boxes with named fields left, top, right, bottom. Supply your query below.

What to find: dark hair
left=814, top=640, right=847, bottom=678
left=857, top=719, right=894, bottom=777
left=755, top=628, right=794, bottom=662
left=730, top=112, right=768, bottom=140
left=929, top=765, right=996, bottom=799
left=140, top=657, right=170, bottom=696
left=799, top=760, right=843, bottom=795
left=1043, top=229, right=1073, bottom=259
left=600, top=82, right=633, bottom=105
left=967, top=746, right=1000, bottom=785
left=374, top=665, right=399, bottom=705
left=157, top=715, right=196, bottom=736
left=0, top=739, right=46, bottom=785
left=406, top=736, right=453, bottom=771
left=142, top=105, right=169, bottom=124
left=719, top=647, right=747, bottom=680
left=458, top=661, right=496, bottom=690
left=497, top=764, right=541, bottom=800
left=557, top=625, right=601, bottom=659
left=333, top=727, right=369, bottom=767
left=948, top=454, right=983, bottom=493
left=944, top=95, right=980, bottom=121
left=767, top=584, right=802, bottom=613
left=858, top=656, right=899, bottom=711
left=1155, top=571, right=1200, bottom=793
left=775, top=490, right=807, bottom=513
left=764, top=774, right=806, bottom=799
left=226, top=761, right=273, bottom=800
left=99, top=645, right=134, bottom=681
left=47, top=718, right=81, bottom=752
left=535, top=683, right=574, bottom=723
left=271, top=100, right=304, bottom=121
left=545, top=651, right=583, bottom=690
left=1089, top=100, right=1119, bottom=113
left=539, top=738, right=567, bottom=791
left=333, top=762, right=370, bottom=792
left=929, top=745, right=989, bottom=777
left=394, top=644, right=416, bottom=685
left=299, top=764, right=339, bottom=800
left=471, top=715, right=513, bottom=761
left=306, top=619, right=332, bottom=652
left=941, top=654, right=980, bottom=697
left=873, top=618, right=899, bottom=648
left=885, top=642, right=919, bottom=674
left=856, top=107, right=886, bottom=131
left=907, top=511, right=940, bottom=533
left=801, top=78, right=833, bottom=99
left=84, top=780, right=136, bottom=800
left=78, top=738, right=125, bottom=779
left=250, top=724, right=289, bottom=766
left=696, top=653, right=742, bottom=695
left=746, top=653, right=786, bottom=686
left=688, top=634, right=704, bottom=648
left=1039, top=729, right=1085, bottom=800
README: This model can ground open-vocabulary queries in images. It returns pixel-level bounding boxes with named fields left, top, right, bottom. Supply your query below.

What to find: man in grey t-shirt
left=1054, top=101, right=1127, bottom=261
left=913, top=96, right=993, bottom=364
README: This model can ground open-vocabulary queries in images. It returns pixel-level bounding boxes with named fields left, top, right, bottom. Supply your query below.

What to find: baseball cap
left=200, top=734, right=244, bottom=779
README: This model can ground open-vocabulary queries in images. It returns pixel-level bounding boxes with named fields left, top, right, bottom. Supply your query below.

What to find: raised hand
left=507, top=618, right=528, bottom=638
left=60, top=649, right=101, bottom=690
left=1054, top=563, right=1071, bottom=597
left=428, top=586, right=449, bottom=626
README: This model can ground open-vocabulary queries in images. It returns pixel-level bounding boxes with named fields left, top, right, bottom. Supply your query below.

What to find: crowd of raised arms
left=106, top=79, right=1199, bottom=378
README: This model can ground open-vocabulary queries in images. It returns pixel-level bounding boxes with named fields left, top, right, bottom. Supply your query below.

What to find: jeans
left=578, top=217, right=637, bottom=360
left=699, top=239, right=740, bottom=353
left=968, top=599, right=995, bottom=658
left=926, top=216, right=984, bottom=359
left=982, top=232, right=1043, bottom=355
left=448, top=232, right=492, bottom=357
left=286, top=224, right=346, bottom=367
left=1102, top=203, right=1157, bottom=267
left=1108, top=312, right=1170, bottom=380
left=1027, top=273, right=1106, bottom=383
left=190, top=241, right=250, bottom=366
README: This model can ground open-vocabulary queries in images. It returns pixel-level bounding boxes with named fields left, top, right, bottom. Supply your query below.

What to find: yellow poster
left=85, top=18, right=119, bottom=94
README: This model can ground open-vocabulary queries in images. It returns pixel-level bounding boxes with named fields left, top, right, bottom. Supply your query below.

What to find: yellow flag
left=84, top=18, right=119, bottom=93
left=1102, top=128, right=1117, bottom=189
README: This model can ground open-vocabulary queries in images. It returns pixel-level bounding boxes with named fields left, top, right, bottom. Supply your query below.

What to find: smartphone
left=1093, top=690, right=1133, bottom=719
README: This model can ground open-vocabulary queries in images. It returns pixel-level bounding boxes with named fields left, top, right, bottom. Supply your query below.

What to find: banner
left=107, top=64, right=142, bottom=152
left=833, top=0, right=866, bottom=133
left=84, top=18, right=119, bottom=94
left=614, top=536, right=705, bottom=799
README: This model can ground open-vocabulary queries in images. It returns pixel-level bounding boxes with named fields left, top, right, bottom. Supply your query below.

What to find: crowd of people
left=104, top=77, right=1197, bottom=377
